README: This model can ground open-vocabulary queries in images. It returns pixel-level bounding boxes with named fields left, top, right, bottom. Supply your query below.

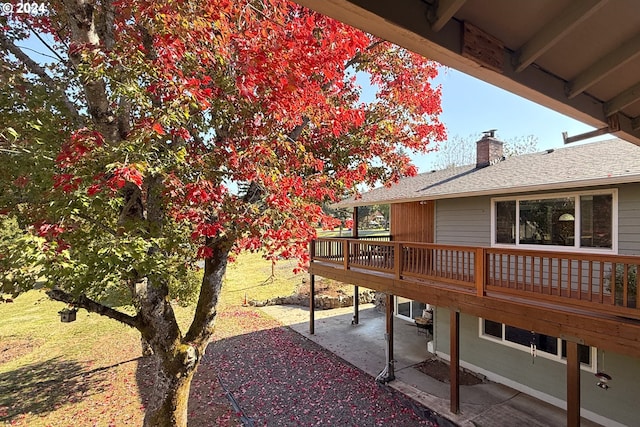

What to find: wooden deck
left=310, top=237, right=640, bottom=358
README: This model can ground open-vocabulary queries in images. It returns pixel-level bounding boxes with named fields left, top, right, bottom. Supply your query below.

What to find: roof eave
left=336, top=175, right=640, bottom=207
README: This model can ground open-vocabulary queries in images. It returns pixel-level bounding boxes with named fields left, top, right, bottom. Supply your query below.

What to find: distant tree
left=503, top=135, right=540, bottom=158
left=375, top=204, right=390, bottom=223
left=356, top=205, right=372, bottom=228
left=321, top=201, right=351, bottom=235
left=432, top=133, right=539, bottom=169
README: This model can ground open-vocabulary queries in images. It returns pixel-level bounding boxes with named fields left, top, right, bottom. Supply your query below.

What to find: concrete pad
left=259, top=304, right=602, bottom=427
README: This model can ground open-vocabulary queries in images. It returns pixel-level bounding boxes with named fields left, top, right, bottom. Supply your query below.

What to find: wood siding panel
left=390, top=201, right=434, bottom=243
left=436, top=196, right=490, bottom=246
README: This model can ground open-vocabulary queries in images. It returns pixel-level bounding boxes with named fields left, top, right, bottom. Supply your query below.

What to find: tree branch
left=72, top=212, right=118, bottom=236
left=63, top=0, right=119, bottom=142
left=185, top=236, right=231, bottom=346
left=288, top=116, right=310, bottom=143
left=28, top=25, right=67, bottom=64
left=0, top=33, right=83, bottom=125
left=47, top=288, right=141, bottom=329
left=344, top=39, right=384, bottom=69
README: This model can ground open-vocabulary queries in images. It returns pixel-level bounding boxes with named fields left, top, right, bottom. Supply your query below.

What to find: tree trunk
left=143, top=351, right=196, bottom=427
left=141, top=237, right=231, bottom=426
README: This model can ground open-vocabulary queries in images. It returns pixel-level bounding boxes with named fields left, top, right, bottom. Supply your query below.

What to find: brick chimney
left=476, top=129, right=504, bottom=168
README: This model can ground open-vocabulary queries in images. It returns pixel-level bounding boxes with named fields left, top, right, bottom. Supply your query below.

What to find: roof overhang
left=338, top=175, right=640, bottom=208
left=294, top=0, right=640, bottom=146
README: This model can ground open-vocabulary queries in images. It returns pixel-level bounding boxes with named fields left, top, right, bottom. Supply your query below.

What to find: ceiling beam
left=604, top=81, right=640, bottom=117
left=428, top=0, right=467, bottom=32
left=566, top=32, right=640, bottom=99
left=292, top=0, right=640, bottom=146
left=513, top=0, right=608, bottom=73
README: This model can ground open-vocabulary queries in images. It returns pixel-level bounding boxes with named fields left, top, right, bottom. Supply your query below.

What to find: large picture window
left=493, top=190, right=616, bottom=252
left=480, top=319, right=595, bottom=370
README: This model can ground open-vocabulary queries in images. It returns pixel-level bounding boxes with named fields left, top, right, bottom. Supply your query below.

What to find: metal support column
left=385, top=293, right=395, bottom=381
left=351, top=206, right=359, bottom=325
left=352, top=285, right=359, bottom=325
left=309, top=274, right=315, bottom=335
left=352, top=206, right=359, bottom=238
left=450, top=309, right=460, bottom=414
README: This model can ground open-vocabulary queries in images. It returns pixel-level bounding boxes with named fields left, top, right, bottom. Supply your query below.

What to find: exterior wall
left=429, top=185, right=640, bottom=426
left=434, top=196, right=491, bottom=246
left=618, top=183, right=640, bottom=255
left=433, top=308, right=639, bottom=426
left=390, top=201, right=434, bottom=243
left=433, top=183, right=640, bottom=253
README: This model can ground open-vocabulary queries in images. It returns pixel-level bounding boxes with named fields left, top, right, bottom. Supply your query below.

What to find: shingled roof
left=339, top=138, right=640, bottom=207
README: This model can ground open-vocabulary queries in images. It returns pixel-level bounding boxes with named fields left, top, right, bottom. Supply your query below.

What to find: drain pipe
left=377, top=293, right=396, bottom=383
left=375, top=332, right=395, bottom=383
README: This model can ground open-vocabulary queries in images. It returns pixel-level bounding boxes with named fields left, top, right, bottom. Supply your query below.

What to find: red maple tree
left=0, top=1, right=444, bottom=425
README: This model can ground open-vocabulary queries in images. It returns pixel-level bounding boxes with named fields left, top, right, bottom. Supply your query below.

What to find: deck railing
left=311, top=238, right=640, bottom=319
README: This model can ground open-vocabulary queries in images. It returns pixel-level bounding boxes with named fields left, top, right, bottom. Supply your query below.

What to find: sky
left=372, top=67, right=612, bottom=173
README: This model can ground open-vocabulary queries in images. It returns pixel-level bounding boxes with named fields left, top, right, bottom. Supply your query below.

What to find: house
left=308, top=134, right=640, bottom=427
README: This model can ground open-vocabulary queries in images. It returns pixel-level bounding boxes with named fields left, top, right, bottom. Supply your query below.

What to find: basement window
left=480, top=319, right=595, bottom=371
left=492, top=190, right=616, bottom=253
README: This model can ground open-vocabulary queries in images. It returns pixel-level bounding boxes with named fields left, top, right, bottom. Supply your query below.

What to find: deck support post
left=450, top=309, right=460, bottom=414
left=352, top=285, right=359, bottom=325
left=385, top=293, right=395, bottom=381
left=309, top=274, right=315, bottom=335
left=566, top=341, right=581, bottom=427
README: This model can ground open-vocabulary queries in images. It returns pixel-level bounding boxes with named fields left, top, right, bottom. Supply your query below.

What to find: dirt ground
left=414, top=357, right=484, bottom=386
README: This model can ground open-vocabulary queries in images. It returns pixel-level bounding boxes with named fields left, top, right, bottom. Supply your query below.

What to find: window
left=493, top=190, right=616, bottom=252
left=481, top=319, right=594, bottom=369
left=396, top=297, right=426, bottom=321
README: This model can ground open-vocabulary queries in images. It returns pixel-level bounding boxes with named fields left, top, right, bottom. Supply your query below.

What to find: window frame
left=478, top=319, right=597, bottom=372
left=490, top=189, right=618, bottom=254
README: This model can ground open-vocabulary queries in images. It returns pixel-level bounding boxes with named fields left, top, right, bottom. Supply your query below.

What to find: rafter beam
left=567, top=32, right=640, bottom=99
left=514, top=0, right=608, bottom=73
left=428, top=0, right=467, bottom=32
left=604, top=81, right=640, bottom=117
left=292, top=0, right=640, bottom=146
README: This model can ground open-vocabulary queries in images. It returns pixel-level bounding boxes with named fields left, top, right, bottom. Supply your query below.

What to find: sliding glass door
left=396, top=297, right=426, bottom=321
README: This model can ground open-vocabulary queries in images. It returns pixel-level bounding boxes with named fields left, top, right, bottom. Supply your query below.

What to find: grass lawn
left=0, top=250, right=312, bottom=426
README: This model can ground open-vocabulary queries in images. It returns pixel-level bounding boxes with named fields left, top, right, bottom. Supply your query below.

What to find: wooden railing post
left=394, top=242, right=402, bottom=279
left=343, top=239, right=349, bottom=270
left=476, top=248, right=485, bottom=297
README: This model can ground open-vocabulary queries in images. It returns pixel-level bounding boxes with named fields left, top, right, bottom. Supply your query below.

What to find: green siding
left=434, top=184, right=640, bottom=254
left=435, top=196, right=491, bottom=246
left=434, top=308, right=640, bottom=426
left=618, top=183, right=640, bottom=255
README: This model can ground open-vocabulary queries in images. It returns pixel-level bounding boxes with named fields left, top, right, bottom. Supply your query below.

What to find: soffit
left=294, top=0, right=640, bottom=146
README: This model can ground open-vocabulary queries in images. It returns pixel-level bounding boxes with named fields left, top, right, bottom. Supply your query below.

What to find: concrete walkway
left=260, top=304, right=602, bottom=427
